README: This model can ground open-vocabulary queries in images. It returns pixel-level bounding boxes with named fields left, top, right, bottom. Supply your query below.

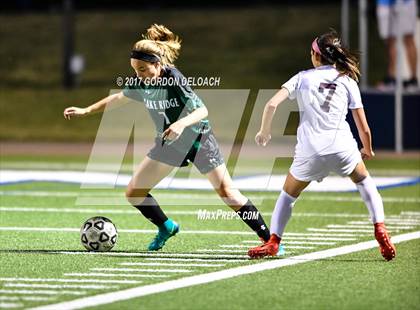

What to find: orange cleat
left=374, top=223, right=396, bottom=261
left=248, top=234, right=281, bottom=259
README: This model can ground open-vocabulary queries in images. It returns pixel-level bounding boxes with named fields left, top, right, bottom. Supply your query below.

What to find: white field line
left=2, top=206, right=420, bottom=222
left=401, top=211, right=420, bottom=216
left=307, top=228, right=374, bottom=233
left=0, top=226, right=370, bottom=238
left=353, top=219, right=420, bottom=224
left=335, top=224, right=416, bottom=228
left=220, top=244, right=315, bottom=249
left=0, top=207, right=272, bottom=217
left=285, top=214, right=412, bottom=219
left=0, top=227, right=78, bottom=232
left=120, top=262, right=225, bottom=268
left=242, top=237, right=356, bottom=242
left=28, top=231, right=420, bottom=310
left=4, top=283, right=117, bottom=290
left=99, top=191, right=420, bottom=202
left=0, top=207, right=364, bottom=219
left=283, top=232, right=362, bottom=237
left=0, top=191, right=83, bottom=197
left=386, top=217, right=420, bottom=221
left=0, top=297, right=22, bottom=301
left=283, top=236, right=355, bottom=241
left=326, top=224, right=413, bottom=230
left=63, top=273, right=169, bottom=279
left=0, top=297, right=19, bottom=301
left=0, top=207, right=218, bottom=216
left=384, top=219, right=420, bottom=223
left=79, top=196, right=420, bottom=205
left=0, top=207, right=368, bottom=220
left=193, top=249, right=293, bottom=255
left=0, top=227, right=255, bottom=236
left=239, top=240, right=336, bottom=245
left=90, top=268, right=192, bottom=274
left=2, top=190, right=419, bottom=203
left=0, top=207, right=138, bottom=215
left=291, top=196, right=420, bottom=203
left=0, top=278, right=141, bottom=284
left=3, top=206, right=419, bottom=223
left=144, top=258, right=247, bottom=263
left=0, top=162, right=127, bottom=170
left=0, top=289, right=86, bottom=296
left=57, top=252, right=250, bottom=259
left=0, top=296, right=54, bottom=301
left=349, top=220, right=420, bottom=225
left=75, top=198, right=246, bottom=206
left=1, top=162, right=417, bottom=177
left=277, top=241, right=335, bottom=245
left=195, top=249, right=248, bottom=253
left=0, top=227, right=254, bottom=236
left=0, top=302, right=22, bottom=309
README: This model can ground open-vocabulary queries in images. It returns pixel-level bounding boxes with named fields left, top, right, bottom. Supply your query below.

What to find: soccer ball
left=80, top=216, right=118, bottom=252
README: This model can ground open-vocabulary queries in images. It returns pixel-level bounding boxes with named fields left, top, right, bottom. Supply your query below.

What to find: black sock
left=236, top=200, right=270, bottom=242
left=133, top=194, right=168, bottom=226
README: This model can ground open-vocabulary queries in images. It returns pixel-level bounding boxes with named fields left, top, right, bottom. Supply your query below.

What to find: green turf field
left=0, top=156, right=419, bottom=309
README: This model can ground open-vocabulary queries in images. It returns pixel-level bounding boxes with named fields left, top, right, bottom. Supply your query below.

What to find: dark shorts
left=147, top=130, right=225, bottom=174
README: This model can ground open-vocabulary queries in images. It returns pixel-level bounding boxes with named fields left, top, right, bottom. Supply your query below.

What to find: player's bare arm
left=256, top=87, right=289, bottom=146
left=162, top=106, right=208, bottom=141
left=352, top=108, right=375, bottom=160
left=63, top=91, right=129, bottom=120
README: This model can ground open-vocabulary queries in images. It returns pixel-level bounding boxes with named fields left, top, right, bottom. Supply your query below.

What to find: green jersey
left=123, top=66, right=211, bottom=152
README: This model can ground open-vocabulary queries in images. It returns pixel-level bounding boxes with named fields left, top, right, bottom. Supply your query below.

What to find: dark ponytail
left=317, top=30, right=361, bottom=82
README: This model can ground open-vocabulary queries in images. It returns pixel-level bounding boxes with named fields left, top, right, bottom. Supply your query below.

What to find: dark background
left=1, top=0, right=418, bottom=149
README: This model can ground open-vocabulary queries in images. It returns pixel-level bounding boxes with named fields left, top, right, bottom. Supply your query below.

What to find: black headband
left=130, top=50, right=161, bottom=63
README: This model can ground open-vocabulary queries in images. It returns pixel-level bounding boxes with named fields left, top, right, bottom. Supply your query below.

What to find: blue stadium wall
left=347, top=92, right=420, bottom=150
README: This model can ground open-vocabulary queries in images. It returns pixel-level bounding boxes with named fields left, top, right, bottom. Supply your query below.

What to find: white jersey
left=282, top=65, right=363, bottom=158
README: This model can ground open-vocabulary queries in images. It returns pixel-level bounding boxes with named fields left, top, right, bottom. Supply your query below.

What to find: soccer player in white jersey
left=248, top=30, right=396, bottom=261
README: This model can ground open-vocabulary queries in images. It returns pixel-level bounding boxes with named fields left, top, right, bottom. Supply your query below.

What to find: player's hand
left=63, top=107, right=88, bottom=120
left=255, top=131, right=271, bottom=147
left=162, top=121, right=185, bottom=142
left=361, top=148, right=375, bottom=160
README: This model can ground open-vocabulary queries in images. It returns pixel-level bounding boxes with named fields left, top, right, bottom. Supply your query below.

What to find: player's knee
left=351, top=172, right=368, bottom=184
left=216, top=184, right=232, bottom=198
left=403, top=34, right=414, bottom=44
left=217, top=186, right=244, bottom=206
left=125, top=186, right=149, bottom=205
left=125, top=185, right=134, bottom=199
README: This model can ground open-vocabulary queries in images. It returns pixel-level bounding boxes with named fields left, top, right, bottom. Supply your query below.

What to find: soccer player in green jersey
left=64, top=24, right=270, bottom=251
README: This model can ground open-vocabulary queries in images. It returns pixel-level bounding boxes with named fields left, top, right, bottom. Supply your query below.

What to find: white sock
left=356, top=175, right=385, bottom=223
left=270, top=190, right=297, bottom=238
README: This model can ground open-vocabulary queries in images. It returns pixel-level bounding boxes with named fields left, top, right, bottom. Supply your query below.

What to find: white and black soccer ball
left=80, top=216, right=118, bottom=252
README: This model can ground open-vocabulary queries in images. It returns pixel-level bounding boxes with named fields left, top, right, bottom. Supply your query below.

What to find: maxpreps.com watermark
left=116, top=76, right=221, bottom=87
left=197, top=209, right=260, bottom=221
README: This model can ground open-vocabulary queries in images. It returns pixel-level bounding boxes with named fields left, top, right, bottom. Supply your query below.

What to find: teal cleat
left=147, top=219, right=179, bottom=251
left=277, top=244, right=286, bottom=256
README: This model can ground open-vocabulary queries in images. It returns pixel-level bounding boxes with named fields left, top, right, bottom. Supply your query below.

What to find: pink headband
left=311, top=38, right=321, bottom=55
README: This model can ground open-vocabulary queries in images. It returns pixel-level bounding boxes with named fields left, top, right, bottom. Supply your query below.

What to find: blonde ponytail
left=132, top=24, right=181, bottom=66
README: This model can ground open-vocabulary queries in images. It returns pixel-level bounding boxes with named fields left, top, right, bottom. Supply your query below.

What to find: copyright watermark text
left=116, top=76, right=221, bottom=87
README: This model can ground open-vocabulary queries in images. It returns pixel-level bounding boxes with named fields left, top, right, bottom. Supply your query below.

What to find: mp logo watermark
left=74, top=88, right=305, bottom=207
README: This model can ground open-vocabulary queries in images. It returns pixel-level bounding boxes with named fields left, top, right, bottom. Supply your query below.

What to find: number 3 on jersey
left=318, top=82, right=337, bottom=112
